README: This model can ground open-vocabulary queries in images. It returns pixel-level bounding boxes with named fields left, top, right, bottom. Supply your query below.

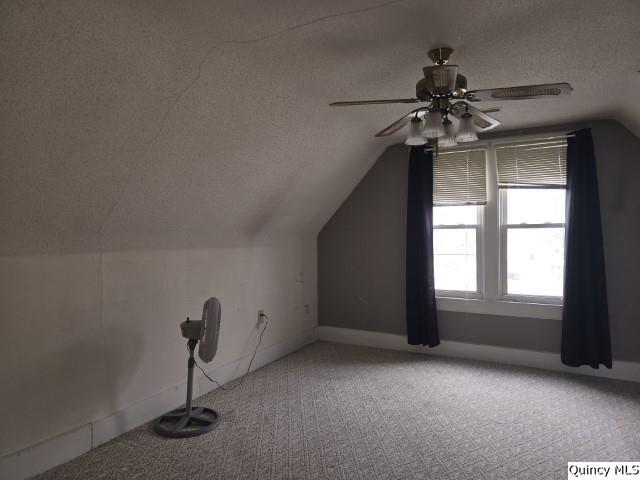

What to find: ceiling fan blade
left=451, top=102, right=500, bottom=132
left=329, top=98, right=421, bottom=107
left=465, top=83, right=572, bottom=102
left=374, top=108, right=426, bottom=137
left=467, top=104, right=501, bottom=131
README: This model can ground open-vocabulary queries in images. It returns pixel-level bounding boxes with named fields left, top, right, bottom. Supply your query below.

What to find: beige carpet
left=36, top=341, right=640, bottom=479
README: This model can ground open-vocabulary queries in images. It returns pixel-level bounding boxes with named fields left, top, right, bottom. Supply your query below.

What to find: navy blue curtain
left=406, top=147, right=440, bottom=347
left=561, top=129, right=612, bottom=368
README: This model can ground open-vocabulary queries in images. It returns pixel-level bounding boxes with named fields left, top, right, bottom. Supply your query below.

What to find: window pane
left=433, top=205, right=478, bottom=226
left=434, top=228, right=476, bottom=292
left=505, top=189, right=565, bottom=224
left=506, top=228, right=564, bottom=297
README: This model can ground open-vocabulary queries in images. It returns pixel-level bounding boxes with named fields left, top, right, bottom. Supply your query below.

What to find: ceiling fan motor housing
left=416, top=65, right=459, bottom=99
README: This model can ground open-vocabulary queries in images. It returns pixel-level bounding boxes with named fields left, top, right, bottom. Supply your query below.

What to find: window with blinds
left=496, top=139, right=567, bottom=188
left=497, top=138, right=568, bottom=298
left=433, top=149, right=487, bottom=206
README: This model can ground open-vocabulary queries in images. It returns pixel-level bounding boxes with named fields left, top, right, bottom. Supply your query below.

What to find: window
left=433, top=137, right=567, bottom=313
left=433, top=205, right=481, bottom=294
left=432, top=148, right=486, bottom=297
left=500, top=188, right=565, bottom=299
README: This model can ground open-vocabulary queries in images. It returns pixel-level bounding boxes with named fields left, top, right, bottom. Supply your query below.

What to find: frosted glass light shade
left=423, top=110, right=444, bottom=139
left=439, top=118, right=457, bottom=147
left=404, top=117, right=426, bottom=146
left=455, top=112, right=478, bottom=143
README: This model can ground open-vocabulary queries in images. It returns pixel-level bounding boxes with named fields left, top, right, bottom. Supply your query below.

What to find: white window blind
left=496, top=139, right=567, bottom=188
left=433, top=149, right=487, bottom=206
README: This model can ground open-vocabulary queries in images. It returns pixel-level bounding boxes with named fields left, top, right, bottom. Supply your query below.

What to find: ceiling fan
left=329, top=47, right=572, bottom=148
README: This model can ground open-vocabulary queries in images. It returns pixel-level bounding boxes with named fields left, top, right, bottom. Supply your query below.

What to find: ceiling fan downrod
left=428, top=47, right=453, bottom=66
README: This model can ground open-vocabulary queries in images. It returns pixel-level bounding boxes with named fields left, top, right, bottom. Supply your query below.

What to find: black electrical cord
left=193, top=316, right=269, bottom=391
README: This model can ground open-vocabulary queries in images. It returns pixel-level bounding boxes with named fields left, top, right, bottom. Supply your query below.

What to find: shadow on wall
left=4, top=326, right=142, bottom=457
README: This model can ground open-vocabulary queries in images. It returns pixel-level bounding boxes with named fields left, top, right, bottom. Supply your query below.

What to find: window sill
left=435, top=296, right=562, bottom=320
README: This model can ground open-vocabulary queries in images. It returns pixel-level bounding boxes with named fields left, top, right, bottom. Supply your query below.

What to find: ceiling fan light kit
left=404, top=116, right=427, bottom=146
left=456, top=111, right=479, bottom=143
left=439, top=118, right=458, bottom=147
left=424, top=110, right=445, bottom=139
left=330, top=47, right=572, bottom=151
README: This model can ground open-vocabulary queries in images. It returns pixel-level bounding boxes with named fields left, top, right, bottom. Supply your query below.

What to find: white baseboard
left=91, top=381, right=190, bottom=448
left=0, top=425, right=92, bottom=480
left=317, top=326, right=640, bottom=383
left=0, top=326, right=318, bottom=480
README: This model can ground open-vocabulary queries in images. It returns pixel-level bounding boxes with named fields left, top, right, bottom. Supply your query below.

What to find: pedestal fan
left=153, top=297, right=222, bottom=438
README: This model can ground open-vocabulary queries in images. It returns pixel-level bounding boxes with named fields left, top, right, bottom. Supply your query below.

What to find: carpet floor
left=36, top=341, right=640, bottom=479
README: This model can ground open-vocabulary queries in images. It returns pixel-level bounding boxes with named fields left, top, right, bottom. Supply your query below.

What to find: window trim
left=435, top=296, right=562, bottom=320
left=434, top=134, right=568, bottom=319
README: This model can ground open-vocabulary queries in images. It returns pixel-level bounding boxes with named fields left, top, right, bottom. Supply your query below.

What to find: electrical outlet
left=257, top=310, right=267, bottom=328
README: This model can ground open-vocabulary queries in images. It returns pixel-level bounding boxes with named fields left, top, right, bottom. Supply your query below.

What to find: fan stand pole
left=185, top=338, right=197, bottom=419
left=153, top=339, right=222, bottom=438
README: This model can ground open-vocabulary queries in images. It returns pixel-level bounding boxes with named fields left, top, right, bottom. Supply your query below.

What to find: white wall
left=0, top=239, right=317, bottom=457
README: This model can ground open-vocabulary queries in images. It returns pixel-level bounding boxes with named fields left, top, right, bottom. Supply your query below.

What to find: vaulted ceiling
left=2, top=0, right=639, bottom=254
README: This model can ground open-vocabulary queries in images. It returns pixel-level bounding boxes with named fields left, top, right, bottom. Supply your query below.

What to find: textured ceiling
left=1, top=0, right=639, bottom=254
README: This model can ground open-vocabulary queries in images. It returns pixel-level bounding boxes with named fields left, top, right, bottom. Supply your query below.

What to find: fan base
left=153, top=406, right=221, bottom=438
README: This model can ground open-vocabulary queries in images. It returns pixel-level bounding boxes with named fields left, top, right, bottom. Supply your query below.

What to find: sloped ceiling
left=1, top=0, right=639, bottom=254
